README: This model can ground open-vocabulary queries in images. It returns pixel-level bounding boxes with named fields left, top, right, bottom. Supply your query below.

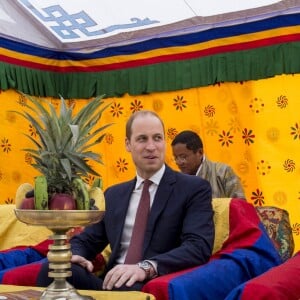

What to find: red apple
left=49, top=193, right=76, bottom=210
left=20, top=197, right=35, bottom=209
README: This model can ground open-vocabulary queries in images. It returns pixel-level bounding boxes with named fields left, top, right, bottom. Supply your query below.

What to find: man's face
left=125, top=114, right=166, bottom=178
left=172, top=143, right=203, bottom=175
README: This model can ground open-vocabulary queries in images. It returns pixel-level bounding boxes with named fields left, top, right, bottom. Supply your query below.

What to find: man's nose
left=146, top=140, right=156, bottom=149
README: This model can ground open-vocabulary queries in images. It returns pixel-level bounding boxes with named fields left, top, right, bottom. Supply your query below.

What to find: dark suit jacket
left=71, top=165, right=214, bottom=276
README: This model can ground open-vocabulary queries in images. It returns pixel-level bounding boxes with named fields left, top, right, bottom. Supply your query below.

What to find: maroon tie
left=125, top=179, right=152, bottom=264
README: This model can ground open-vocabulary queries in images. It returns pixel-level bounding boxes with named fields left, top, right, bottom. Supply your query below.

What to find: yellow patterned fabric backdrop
left=1, top=73, right=300, bottom=251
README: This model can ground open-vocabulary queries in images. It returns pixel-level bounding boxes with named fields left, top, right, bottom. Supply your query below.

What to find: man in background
left=171, top=130, right=245, bottom=199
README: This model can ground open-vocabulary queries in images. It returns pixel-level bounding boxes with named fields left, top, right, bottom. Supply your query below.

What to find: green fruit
left=34, top=176, right=48, bottom=210
left=92, top=177, right=103, bottom=189
left=72, top=178, right=89, bottom=210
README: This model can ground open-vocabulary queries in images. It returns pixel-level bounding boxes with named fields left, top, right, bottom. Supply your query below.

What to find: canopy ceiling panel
left=0, top=0, right=300, bottom=98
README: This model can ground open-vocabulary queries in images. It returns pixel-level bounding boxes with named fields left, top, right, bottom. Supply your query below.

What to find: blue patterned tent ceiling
left=0, top=0, right=293, bottom=52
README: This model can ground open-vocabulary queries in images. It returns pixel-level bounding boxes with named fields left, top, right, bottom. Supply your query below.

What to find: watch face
left=139, top=261, right=151, bottom=270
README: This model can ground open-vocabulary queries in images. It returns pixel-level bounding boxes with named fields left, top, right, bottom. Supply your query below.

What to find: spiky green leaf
left=12, top=93, right=111, bottom=195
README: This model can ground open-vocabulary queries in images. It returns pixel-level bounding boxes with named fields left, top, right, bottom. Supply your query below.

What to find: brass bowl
left=14, top=209, right=105, bottom=230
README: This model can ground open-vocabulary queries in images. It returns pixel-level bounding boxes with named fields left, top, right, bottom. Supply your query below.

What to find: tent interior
left=1, top=0, right=300, bottom=251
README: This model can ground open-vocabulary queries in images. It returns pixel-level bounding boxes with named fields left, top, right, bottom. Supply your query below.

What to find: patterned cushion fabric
left=255, top=206, right=294, bottom=261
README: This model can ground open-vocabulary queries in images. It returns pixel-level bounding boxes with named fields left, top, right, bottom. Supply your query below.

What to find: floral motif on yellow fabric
left=110, top=102, right=124, bottom=117
left=116, top=158, right=129, bottom=173
left=242, top=128, right=255, bottom=145
left=173, top=95, right=187, bottom=111
left=218, top=130, right=234, bottom=147
left=251, top=188, right=265, bottom=206
left=130, top=99, right=143, bottom=112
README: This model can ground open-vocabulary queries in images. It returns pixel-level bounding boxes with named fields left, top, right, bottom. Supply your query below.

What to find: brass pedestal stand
left=15, top=209, right=104, bottom=300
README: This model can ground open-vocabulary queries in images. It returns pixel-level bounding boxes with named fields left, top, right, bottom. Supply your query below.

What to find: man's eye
left=137, top=136, right=146, bottom=142
left=154, top=136, right=162, bottom=141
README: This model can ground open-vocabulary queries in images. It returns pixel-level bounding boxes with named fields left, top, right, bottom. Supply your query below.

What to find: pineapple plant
left=14, top=93, right=111, bottom=210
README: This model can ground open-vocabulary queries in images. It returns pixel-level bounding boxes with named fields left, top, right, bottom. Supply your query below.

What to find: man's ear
left=125, top=138, right=131, bottom=152
left=198, top=148, right=204, bottom=156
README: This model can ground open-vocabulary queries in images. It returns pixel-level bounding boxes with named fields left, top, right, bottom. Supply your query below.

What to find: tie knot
left=143, top=179, right=152, bottom=189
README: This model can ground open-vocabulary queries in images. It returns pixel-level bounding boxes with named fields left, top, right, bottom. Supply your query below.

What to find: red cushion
left=2, top=262, right=44, bottom=286
left=239, top=251, right=300, bottom=300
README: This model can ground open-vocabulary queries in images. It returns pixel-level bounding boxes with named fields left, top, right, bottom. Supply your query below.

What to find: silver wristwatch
left=137, top=261, right=155, bottom=279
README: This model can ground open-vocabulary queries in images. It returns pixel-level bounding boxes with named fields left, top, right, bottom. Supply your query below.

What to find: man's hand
left=103, top=264, right=147, bottom=290
left=71, top=255, right=94, bottom=273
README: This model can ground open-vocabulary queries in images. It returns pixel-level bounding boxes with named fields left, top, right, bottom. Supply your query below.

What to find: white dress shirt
left=116, top=164, right=165, bottom=264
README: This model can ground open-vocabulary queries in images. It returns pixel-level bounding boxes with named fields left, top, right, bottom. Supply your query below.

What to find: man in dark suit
left=37, top=110, right=214, bottom=291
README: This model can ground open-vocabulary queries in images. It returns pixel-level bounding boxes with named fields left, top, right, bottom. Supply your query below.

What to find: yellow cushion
left=0, top=204, right=51, bottom=250
left=212, top=198, right=231, bottom=254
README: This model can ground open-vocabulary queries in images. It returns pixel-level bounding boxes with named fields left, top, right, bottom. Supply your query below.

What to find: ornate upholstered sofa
left=0, top=198, right=295, bottom=300
left=142, top=198, right=294, bottom=300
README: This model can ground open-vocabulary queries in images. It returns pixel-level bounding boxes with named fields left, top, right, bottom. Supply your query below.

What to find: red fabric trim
left=214, top=198, right=261, bottom=256
left=2, top=262, right=43, bottom=286
left=1, top=34, right=300, bottom=73
left=30, top=239, right=53, bottom=257
left=142, top=266, right=198, bottom=300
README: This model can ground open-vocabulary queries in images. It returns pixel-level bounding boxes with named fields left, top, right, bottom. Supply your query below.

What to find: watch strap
left=138, top=260, right=157, bottom=279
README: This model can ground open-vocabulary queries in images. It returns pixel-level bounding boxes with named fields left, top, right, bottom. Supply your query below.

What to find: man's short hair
left=125, top=110, right=165, bottom=139
left=171, top=130, right=203, bottom=152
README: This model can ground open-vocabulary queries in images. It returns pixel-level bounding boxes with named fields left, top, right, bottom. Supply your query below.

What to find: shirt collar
left=136, top=164, right=165, bottom=189
left=196, top=154, right=206, bottom=176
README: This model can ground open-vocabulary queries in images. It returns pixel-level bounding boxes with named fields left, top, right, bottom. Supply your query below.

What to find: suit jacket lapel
left=144, top=166, right=176, bottom=249
left=110, top=179, right=136, bottom=261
